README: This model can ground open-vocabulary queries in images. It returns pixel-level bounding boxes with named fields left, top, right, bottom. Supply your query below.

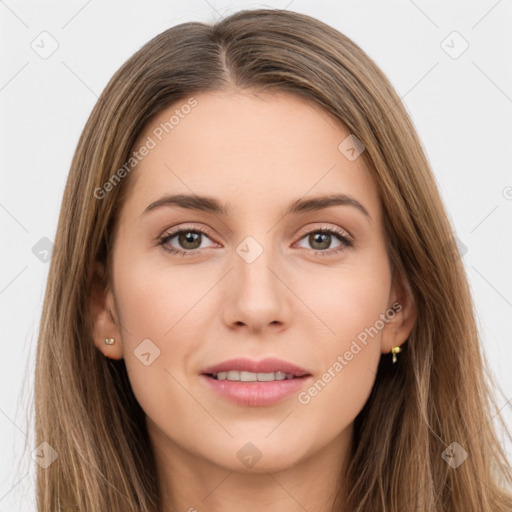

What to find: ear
left=381, top=273, right=417, bottom=354
left=88, top=261, right=124, bottom=360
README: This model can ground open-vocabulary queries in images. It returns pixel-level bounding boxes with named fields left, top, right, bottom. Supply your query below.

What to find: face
left=91, top=89, right=415, bottom=476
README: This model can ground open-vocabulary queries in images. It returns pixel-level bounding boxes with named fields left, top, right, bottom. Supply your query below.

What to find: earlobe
left=88, top=261, right=124, bottom=360
left=381, top=275, right=417, bottom=354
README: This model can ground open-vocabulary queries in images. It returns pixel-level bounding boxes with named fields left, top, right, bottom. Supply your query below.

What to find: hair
left=32, top=7, right=512, bottom=511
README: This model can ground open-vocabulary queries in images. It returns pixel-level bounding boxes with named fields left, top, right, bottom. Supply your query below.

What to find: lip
left=200, top=357, right=312, bottom=407
left=201, top=357, right=311, bottom=377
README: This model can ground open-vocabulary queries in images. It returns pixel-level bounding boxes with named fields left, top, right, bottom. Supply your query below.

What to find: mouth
left=199, top=358, right=312, bottom=407
left=204, top=371, right=307, bottom=381
left=201, top=356, right=311, bottom=379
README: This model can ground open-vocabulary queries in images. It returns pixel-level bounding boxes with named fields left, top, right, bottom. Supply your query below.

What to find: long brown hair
left=33, top=8, right=512, bottom=511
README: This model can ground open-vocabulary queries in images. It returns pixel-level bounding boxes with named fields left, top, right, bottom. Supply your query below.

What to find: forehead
left=122, top=89, right=380, bottom=221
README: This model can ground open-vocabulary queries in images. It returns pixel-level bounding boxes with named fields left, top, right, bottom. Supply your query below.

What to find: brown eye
left=295, top=227, right=353, bottom=255
left=178, top=231, right=202, bottom=250
left=308, top=232, right=332, bottom=250
left=158, top=227, right=217, bottom=255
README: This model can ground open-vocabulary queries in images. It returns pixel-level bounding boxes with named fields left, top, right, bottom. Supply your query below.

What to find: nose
left=221, top=239, right=293, bottom=334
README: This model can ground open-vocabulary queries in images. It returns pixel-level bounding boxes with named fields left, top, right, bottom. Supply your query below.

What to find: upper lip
left=201, top=357, right=311, bottom=377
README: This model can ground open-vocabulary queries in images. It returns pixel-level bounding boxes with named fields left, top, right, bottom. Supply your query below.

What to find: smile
left=209, top=370, right=298, bottom=381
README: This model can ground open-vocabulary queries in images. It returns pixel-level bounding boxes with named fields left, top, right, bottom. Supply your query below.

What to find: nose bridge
left=234, top=232, right=280, bottom=297
left=222, top=231, right=291, bottom=330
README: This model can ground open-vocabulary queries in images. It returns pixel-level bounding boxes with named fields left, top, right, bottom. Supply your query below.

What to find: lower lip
left=200, top=374, right=312, bottom=407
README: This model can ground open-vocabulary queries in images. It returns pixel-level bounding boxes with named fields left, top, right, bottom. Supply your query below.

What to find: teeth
left=213, top=371, right=295, bottom=381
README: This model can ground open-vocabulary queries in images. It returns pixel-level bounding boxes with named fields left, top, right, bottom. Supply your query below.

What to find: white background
left=1, top=0, right=511, bottom=509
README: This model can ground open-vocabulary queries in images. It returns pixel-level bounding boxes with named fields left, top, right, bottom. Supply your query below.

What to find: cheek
left=111, top=251, right=201, bottom=418
left=292, top=272, right=388, bottom=441
left=297, top=257, right=391, bottom=347
left=293, top=347, right=378, bottom=454
left=113, top=250, right=204, bottom=340
left=295, top=256, right=390, bottom=400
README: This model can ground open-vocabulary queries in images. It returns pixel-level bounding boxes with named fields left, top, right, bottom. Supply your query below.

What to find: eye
left=157, top=225, right=353, bottom=257
left=295, top=227, right=353, bottom=255
left=157, top=226, right=218, bottom=256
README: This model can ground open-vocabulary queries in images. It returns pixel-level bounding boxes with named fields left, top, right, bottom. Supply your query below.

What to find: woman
left=34, top=8, right=512, bottom=511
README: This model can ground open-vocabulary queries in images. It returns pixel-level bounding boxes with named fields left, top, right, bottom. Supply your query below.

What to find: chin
left=203, top=438, right=311, bottom=474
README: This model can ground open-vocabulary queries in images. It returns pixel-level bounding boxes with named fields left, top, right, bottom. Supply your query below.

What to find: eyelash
left=157, top=225, right=354, bottom=257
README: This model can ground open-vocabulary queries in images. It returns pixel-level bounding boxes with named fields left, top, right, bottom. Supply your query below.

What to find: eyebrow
left=140, top=193, right=371, bottom=220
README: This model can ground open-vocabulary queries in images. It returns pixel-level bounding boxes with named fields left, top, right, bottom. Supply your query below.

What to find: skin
left=90, top=89, right=417, bottom=512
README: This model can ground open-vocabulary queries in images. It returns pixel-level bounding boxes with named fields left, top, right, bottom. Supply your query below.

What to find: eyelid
left=294, top=223, right=352, bottom=241
left=160, top=222, right=353, bottom=242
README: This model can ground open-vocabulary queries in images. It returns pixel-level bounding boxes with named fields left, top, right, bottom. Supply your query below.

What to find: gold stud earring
left=104, top=338, right=115, bottom=345
left=390, top=346, right=401, bottom=364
